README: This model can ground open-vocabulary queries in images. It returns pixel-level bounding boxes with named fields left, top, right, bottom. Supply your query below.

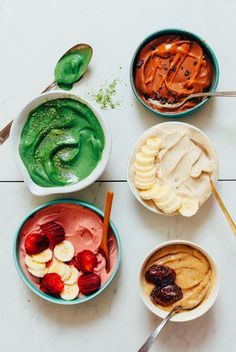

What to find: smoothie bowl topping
left=11, top=92, right=111, bottom=196
left=128, top=122, right=218, bottom=217
left=131, top=29, right=219, bottom=117
left=14, top=201, right=121, bottom=304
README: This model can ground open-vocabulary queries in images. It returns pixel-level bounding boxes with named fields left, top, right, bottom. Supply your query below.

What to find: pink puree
left=19, top=203, right=118, bottom=297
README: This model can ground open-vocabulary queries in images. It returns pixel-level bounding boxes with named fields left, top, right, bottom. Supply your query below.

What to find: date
left=145, top=265, right=176, bottom=287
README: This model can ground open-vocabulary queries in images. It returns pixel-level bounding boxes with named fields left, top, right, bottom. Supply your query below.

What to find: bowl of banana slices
left=127, top=122, right=218, bottom=217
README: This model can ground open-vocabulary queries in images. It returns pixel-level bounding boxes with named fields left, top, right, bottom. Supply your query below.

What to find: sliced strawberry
left=78, top=273, right=101, bottom=295
left=72, top=250, right=97, bottom=273
left=25, top=233, right=49, bottom=255
left=40, top=273, right=64, bottom=296
left=41, top=221, right=65, bottom=248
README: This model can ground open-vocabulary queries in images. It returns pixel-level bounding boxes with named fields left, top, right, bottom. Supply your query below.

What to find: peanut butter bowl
left=139, top=240, right=220, bottom=322
left=127, top=122, right=218, bottom=217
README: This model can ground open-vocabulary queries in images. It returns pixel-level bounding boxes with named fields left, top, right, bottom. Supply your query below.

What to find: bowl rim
left=130, top=28, right=220, bottom=118
left=127, top=121, right=219, bottom=216
left=13, top=198, right=121, bottom=305
left=139, top=239, right=220, bottom=322
left=10, top=91, right=112, bottom=196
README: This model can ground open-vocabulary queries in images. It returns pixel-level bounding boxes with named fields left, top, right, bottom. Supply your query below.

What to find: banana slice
left=60, top=284, right=79, bottom=300
left=146, top=137, right=162, bottom=150
left=152, top=185, right=173, bottom=204
left=54, top=240, right=75, bottom=262
left=32, top=248, right=53, bottom=263
left=141, top=145, right=158, bottom=158
left=62, top=265, right=71, bottom=282
left=154, top=192, right=181, bottom=214
left=28, top=267, right=48, bottom=278
left=135, top=167, right=156, bottom=179
left=135, top=152, right=154, bottom=167
left=179, top=198, right=199, bottom=217
left=25, top=255, right=46, bottom=270
left=139, top=183, right=161, bottom=200
left=134, top=178, right=155, bottom=190
left=48, top=259, right=66, bottom=277
left=135, top=173, right=155, bottom=183
left=134, top=162, right=154, bottom=172
left=64, top=267, right=79, bottom=285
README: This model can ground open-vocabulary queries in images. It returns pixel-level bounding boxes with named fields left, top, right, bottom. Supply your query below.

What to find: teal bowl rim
left=13, top=198, right=121, bottom=305
left=130, top=28, right=220, bottom=118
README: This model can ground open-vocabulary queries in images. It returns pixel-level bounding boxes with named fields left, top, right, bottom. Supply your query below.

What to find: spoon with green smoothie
left=0, top=43, right=93, bottom=144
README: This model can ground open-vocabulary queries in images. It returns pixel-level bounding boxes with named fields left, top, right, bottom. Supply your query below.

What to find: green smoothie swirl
left=19, top=98, right=105, bottom=187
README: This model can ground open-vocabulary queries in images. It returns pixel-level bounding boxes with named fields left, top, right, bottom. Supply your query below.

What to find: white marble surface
left=1, top=0, right=236, bottom=351
left=0, top=182, right=236, bottom=352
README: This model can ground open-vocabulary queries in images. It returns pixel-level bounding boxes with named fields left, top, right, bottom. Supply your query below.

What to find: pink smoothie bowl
left=13, top=199, right=121, bottom=305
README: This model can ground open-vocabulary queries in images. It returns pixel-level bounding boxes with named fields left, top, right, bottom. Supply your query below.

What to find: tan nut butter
left=142, top=244, right=214, bottom=311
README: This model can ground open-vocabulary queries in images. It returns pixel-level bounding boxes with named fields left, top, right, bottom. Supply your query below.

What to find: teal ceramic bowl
left=130, top=28, right=219, bottom=118
left=13, top=199, right=121, bottom=305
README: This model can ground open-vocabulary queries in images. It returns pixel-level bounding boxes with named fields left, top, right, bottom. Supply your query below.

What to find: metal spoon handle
left=0, top=81, right=57, bottom=145
left=189, top=90, right=236, bottom=99
left=138, top=307, right=181, bottom=352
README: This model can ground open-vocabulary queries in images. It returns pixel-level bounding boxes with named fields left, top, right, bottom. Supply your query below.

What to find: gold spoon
left=148, top=90, right=236, bottom=111
left=210, top=180, right=236, bottom=236
left=0, top=43, right=92, bottom=144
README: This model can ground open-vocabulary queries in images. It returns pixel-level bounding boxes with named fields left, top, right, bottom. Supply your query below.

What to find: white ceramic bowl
left=139, top=240, right=220, bottom=322
left=10, top=91, right=111, bottom=196
left=127, top=121, right=218, bottom=216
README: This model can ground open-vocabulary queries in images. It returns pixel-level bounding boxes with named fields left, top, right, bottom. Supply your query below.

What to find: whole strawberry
left=41, top=221, right=65, bottom=248
left=72, top=250, right=97, bottom=273
left=25, top=233, right=49, bottom=255
left=40, top=273, right=64, bottom=296
left=78, top=273, right=101, bottom=295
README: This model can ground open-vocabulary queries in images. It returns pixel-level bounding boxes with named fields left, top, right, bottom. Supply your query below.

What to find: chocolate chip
left=150, top=44, right=156, bottom=51
left=169, top=58, right=173, bottom=63
left=144, top=93, right=149, bottom=100
left=193, top=59, right=197, bottom=65
left=181, top=66, right=183, bottom=70
left=162, top=63, right=168, bottom=71
left=188, top=77, right=191, bottom=80
left=160, top=97, right=167, bottom=105
left=172, top=65, right=177, bottom=72
left=151, top=92, right=161, bottom=101
left=136, top=59, right=144, bottom=68
left=184, top=70, right=190, bottom=77
left=202, top=55, right=207, bottom=60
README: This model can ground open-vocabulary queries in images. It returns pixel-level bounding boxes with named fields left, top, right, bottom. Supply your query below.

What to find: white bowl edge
left=10, top=91, right=111, bottom=196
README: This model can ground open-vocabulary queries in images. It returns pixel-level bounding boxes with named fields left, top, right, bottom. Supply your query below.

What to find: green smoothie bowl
left=130, top=28, right=219, bottom=118
left=13, top=199, right=121, bottom=305
left=10, top=92, right=111, bottom=196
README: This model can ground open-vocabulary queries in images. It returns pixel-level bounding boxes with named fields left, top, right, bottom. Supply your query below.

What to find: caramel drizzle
left=141, top=40, right=208, bottom=97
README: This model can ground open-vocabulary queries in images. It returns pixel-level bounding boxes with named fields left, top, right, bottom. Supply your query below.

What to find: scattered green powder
left=93, top=79, right=120, bottom=110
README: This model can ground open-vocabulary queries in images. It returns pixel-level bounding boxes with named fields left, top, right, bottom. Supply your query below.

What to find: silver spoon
left=148, top=90, right=236, bottom=111
left=0, top=43, right=92, bottom=144
left=138, top=292, right=208, bottom=352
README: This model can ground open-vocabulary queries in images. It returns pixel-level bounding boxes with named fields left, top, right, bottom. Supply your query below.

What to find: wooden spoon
left=99, top=190, right=114, bottom=272
left=210, top=180, right=236, bottom=236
